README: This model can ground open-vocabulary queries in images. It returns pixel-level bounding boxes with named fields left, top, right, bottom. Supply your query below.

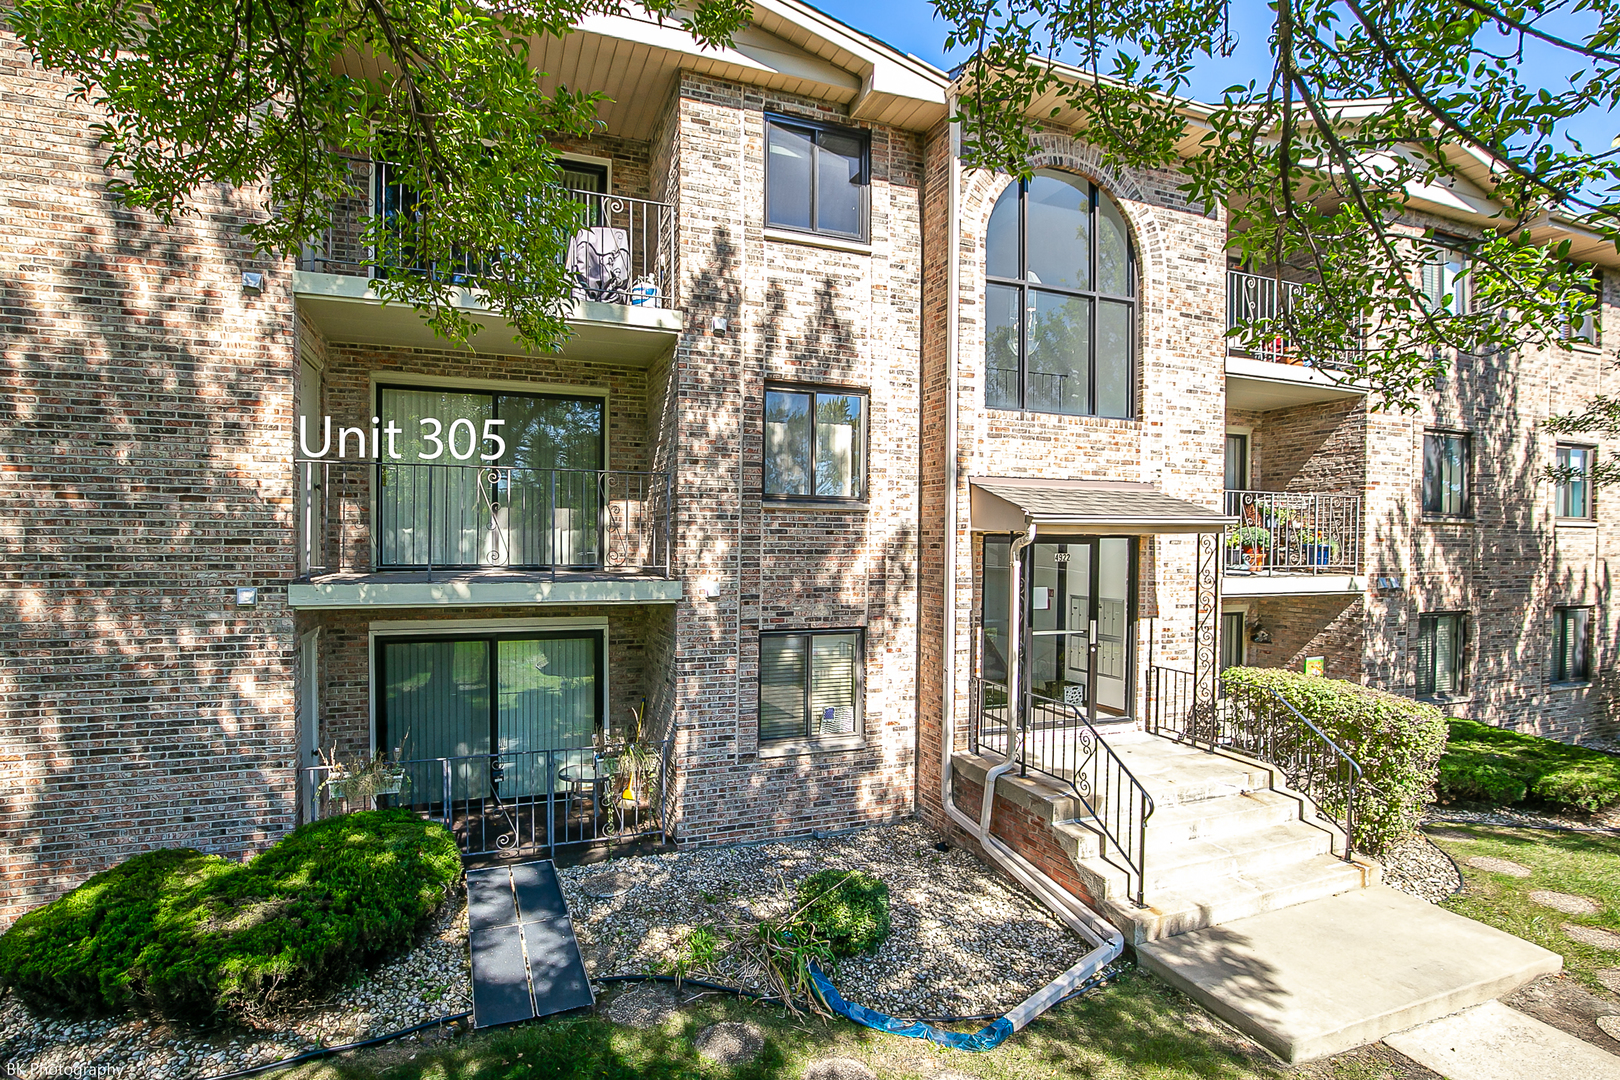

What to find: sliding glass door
left=379, top=632, right=603, bottom=801
left=375, top=386, right=605, bottom=570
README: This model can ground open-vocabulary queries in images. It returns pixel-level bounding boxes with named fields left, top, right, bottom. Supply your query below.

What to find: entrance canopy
left=969, top=477, right=1237, bottom=534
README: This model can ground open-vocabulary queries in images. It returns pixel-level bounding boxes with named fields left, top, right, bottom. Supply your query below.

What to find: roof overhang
left=969, top=477, right=1236, bottom=534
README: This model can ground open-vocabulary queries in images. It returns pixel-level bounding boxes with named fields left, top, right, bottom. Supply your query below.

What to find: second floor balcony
left=1223, top=489, right=1363, bottom=596
left=288, top=461, right=678, bottom=609
left=1225, top=269, right=1368, bottom=410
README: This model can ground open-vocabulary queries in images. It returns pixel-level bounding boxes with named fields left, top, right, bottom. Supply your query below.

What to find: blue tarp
left=808, top=964, right=1016, bottom=1052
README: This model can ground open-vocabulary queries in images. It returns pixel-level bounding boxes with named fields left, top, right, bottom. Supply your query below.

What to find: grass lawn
left=268, top=965, right=1433, bottom=1080
left=1427, top=823, right=1620, bottom=995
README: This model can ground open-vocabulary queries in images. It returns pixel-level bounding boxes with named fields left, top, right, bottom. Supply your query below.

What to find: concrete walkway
left=1386, top=1001, right=1620, bottom=1080
left=1137, top=884, right=1562, bottom=1062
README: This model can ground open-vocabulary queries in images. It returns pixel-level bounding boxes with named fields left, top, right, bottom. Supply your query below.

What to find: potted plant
left=602, top=703, right=662, bottom=835
left=1226, top=526, right=1272, bottom=571
left=317, top=746, right=407, bottom=807
left=1300, top=531, right=1341, bottom=566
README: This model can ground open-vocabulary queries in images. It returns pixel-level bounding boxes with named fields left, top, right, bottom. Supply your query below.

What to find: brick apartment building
left=1, top=3, right=1615, bottom=928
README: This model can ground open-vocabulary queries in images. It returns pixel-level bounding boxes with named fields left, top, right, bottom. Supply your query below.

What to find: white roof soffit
left=516, top=3, right=947, bottom=139
left=969, top=477, right=1237, bottom=535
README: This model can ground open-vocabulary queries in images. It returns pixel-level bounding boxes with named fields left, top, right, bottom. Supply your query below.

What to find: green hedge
left=794, top=869, right=890, bottom=958
left=0, top=810, right=460, bottom=1021
left=1219, top=668, right=1448, bottom=854
left=1439, top=718, right=1620, bottom=813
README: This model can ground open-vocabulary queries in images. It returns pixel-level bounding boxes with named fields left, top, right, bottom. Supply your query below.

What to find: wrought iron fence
left=1226, top=268, right=1359, bottom=368
left=296, top=460, right=672, bottom=579
left=1149, top=664, right=1360, bottom=859
left=299, top=739, right=673, bottom=857
left=969, top=676, right=1155, bottom=906
left=1224, top=489, right=1362, bottom=575
left=298, top=160, right=676, bottom=309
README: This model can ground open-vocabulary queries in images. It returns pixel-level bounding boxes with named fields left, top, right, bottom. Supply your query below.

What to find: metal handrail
left=969, top=676, right=1156, bottom=906
left=1149, top=664, right=1362, bottom=860
left=1225, top=268, right=1360, bottom=369
left=295, top=460, right=671, bottom=580
left=1224, top=489, right=1362, bottom=576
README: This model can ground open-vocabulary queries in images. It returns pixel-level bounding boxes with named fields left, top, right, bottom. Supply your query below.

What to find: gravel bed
left=0, top=894, right=471, bottom=1080
left=1377, top=835, right=1462, bottom=904
left=1428, top=804, right=1620, bottom=833
left=559, top=819, right=1089, bottom=1019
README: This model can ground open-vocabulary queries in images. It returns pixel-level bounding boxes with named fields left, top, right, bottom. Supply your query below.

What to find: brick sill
left=1422, top=515, right=1475, bottom=526
left=1556, top=518, right=1599, bottom=529
left=1549, top=681, right=1592, bottom=693
left=763, top=228, right=873, bottom=256
left=758, top=736, right=867, bottom=759
left=761, top=497, right=869, bottom=513
left=1418, top=694, right=1472, bottom=705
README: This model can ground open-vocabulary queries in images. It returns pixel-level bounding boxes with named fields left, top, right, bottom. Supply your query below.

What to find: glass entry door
left=983, top=535, right=1134, bottom=718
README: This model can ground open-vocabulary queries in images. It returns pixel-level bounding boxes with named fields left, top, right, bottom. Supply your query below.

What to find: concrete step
left=1102, top=853, right=1372, bottom=944
left=1138, top=885, right=1563, bottom=1063
left=1104, top=738, right=1272, bottom=807
left=1144, top=821, right=1333, bottom=893
left=1145, top=789, right=1304, bottom=847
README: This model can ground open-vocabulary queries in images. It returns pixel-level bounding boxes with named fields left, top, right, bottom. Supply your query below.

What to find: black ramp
left=466, top=866, right=518, bottom=931
left=511, top=861, right=569, bottom=921
left=469, top=923, right=535, bottom=1027
left=521, top=914, right=595, bottom=1015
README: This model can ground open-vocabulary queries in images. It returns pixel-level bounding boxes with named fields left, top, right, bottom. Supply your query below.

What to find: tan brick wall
left=0, top=31, right=298, bottom=924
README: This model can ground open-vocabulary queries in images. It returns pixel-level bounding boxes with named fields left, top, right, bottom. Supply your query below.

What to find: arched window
left=984, top=170, right=1136, bottom=417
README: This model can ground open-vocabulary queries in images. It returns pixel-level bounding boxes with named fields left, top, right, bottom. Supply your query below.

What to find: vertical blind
left=1417, top=613, right=1466, bottom=696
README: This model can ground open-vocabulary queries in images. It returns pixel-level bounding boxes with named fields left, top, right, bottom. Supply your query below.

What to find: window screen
left=1556, top=444, right=1595, bottom=519
left=764, top=387, right=866, bottom=500
left=759, top=630, right=863, bottom=744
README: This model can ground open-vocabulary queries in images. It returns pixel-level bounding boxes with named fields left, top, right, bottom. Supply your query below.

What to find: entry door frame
left=1020, top=534, right=1139, bottom=722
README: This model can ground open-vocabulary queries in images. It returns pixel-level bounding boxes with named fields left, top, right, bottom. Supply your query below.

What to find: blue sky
left=810, top=0, right=1617, bottom=159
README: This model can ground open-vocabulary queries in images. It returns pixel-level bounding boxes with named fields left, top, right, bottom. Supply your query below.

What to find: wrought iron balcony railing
left=296, top=460, right=672, bottom=580
left=298, top=161, right=676, bottom=309
left=1224, top=489, right=1362, bottom=576
left=1226, top=268, right=1359, bottom=369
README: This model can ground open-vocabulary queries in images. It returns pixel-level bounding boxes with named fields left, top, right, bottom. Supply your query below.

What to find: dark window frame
left=1418, top=238, right=1471, bottom=316
left=761, top=382, right=870, bottom=503
left=1566, top=266, right=1602, bottom=347
left=1552, top=606, right=1593, bottom=684
left=375, top=628, right=608, bottom=755
left=1416, top=611, right=1469, bottom=698
left=984, top=174, right=1137, bottom=419
left=763, top=113, right=872, bottom=242
left=1556, top=442, right=1597, bottom=521
left=757, top=628, right=867, bottom=746
left=1422, top=429, right=1472, bottom=519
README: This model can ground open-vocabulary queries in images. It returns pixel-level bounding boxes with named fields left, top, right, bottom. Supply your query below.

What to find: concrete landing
left=1386, top=1001, right=1620, bottom=1080
left=1137, top=884, right=1562, bottom=1063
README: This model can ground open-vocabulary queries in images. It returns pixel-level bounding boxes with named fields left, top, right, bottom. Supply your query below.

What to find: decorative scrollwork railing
left=969, top=677, right=1155, bottom=907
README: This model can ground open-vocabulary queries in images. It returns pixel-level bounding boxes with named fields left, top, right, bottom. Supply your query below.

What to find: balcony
left=294, top=175, right=682, bottom=366
left=288, top=461, right=679, bottom=609
left=1225, top=269, right=1368, bottom=410
left=1222, top=489, right=1364, bottom=597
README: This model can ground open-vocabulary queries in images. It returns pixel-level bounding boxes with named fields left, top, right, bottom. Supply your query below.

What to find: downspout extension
left=936, top=93, right=1123, bottom=1036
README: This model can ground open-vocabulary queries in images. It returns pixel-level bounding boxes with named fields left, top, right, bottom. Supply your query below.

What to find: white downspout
left=937, top=93, right=1123, bottom=1025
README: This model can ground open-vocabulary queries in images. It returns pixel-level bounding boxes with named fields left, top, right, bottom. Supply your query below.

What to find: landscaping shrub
left=1219, top=667, right=1448, bottom=854
left=0, top=810, right=460, bottom=1021
left=1438, top=718, right=1620, bottom=813
left=794, top=869, right=890, bottom=958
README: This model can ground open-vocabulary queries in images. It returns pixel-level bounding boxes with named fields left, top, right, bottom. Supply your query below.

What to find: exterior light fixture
left=241, top=271, right=264, bottom=293
left=235, top=586, right=258, bottom=607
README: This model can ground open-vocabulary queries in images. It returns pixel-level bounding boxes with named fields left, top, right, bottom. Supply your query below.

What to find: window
left=763, top=387, right=866, bottom=500
left=984, top=170, right=1135, bottom=418
left=1224, top=433, right=1249, bottom=491
left=1220, top=611, right=1247, bottom=672
left=1567, top=268, right=1601, bottom=346
left=759, top=630, right=863, bottom=744
left=1557, top=444, right=1596, bottom=520
left=1423, top=431, right=1470, bottom=517
left=1416, top=612, right=1468, bottom=697
left=1553, top=607, right=1591, bottom=684
left=1419, top=242, right=1469, bottom=314
left=765, top=116, right=869, bottom=241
